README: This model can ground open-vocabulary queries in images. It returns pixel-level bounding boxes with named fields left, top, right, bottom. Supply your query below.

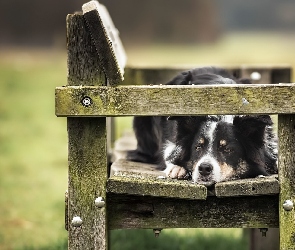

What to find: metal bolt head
left=250, top=71, right=261, bottom=81
left=242, top=98, right=249, bottom=106
left=95, top=197, right=105, bottom=208
left=260, top=228, right=268, bottom=237
left=283, top=200, right=294, bottom=211
left=153, top=229, right=162, bottom=238
left=81, top=96, right=92, bottom=107
left=71, top=216, right=83, bottom=227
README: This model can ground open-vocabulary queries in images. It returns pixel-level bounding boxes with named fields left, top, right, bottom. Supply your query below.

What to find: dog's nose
left=198, top=163, right=213, bottom=176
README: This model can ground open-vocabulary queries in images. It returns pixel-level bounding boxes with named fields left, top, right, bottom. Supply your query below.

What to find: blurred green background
left=1, top=1, right=295, bottom=249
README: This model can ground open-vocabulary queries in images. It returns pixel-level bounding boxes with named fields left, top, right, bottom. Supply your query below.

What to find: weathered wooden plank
left=110, top=159, right=161, bottom=177
left=67, top=14, right=108, bottom=250
left=110, top=159, right=279, bottom=198
left=107, top=193, right=279, bottom=229
left=107, top=175, right=207, bottom=200
left=82, top=1, right=126, bottom=85
left=66, top=14, right=105, bottom=86
left=68, top=118, right=107, bottom=249
left=56, top=84, right=295, bottom=117
left=278, top=115, right=295, bottom=250
left=215, top=175, right=279, bottom=197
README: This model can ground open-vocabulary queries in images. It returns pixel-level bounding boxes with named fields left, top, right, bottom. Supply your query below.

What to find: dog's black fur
left=127, top=67, right=278, bottom=186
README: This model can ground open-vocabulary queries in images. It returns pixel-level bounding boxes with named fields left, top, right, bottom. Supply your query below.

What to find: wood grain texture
left=56, top=84, right=295, bottom=117
left=67, top=14, right=106, bottom=86
left=107, top=175, right=207, bottom=200
left=83, top=7, right=124, bottom=85
left=107, top=193, right=279, bottom=229
left=67, top=13, right=108, bottom=250
left=68, top=118, right=107, bottom=250
left=215, top=175, right=280, bottom=197
left=278, top=115, right=295, bottom=250
left=109, top=159, right=279, bottom=199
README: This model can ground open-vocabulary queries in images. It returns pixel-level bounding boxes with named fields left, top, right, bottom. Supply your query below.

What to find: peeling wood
left=56, top=84, right=295, bottom=117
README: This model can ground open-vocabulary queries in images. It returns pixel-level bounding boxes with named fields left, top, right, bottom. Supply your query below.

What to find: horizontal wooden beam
left=55, top=84, right=295, bottom=117
left=107, top=193, right=279, bottom=229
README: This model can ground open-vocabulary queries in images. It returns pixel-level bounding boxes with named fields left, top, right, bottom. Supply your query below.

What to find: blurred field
left=0, top=32, right=295, bottom=249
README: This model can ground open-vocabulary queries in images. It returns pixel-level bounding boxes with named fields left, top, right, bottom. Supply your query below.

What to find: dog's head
left=178, top=115, right=274, bottom=186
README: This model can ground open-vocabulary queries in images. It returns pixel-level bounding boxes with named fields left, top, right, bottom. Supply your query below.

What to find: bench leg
left=278, top=114, right=295, bottom=250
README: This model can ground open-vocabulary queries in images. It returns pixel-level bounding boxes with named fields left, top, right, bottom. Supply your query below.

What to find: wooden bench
left=55, top=1, right=295, bottom=249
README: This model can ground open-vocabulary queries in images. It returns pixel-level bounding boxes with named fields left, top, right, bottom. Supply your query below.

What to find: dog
left=127, top=67, right=278, bottom=186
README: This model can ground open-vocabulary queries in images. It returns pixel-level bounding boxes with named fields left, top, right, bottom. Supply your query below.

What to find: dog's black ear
left=166, top=70, right=193, bottom=85
left=181, top=71, right=193, bottom=85
left=238, top=78, right=252, bottom=84
left=167, top=116, right=207, bottom=134
left=233, top=115, right=273, bottom=146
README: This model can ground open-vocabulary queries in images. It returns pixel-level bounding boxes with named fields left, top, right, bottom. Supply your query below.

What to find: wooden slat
left=109, top=159, right=279, bottom=199
left=278, top=115, right=295, bottom=249
left=110, top=159, right=161, bottom=177
left=56, top=84, right=295, bottom=117
left=107, top=193, right=279, bottom=229
left=109, top=159, right=206, bottom=200
left=107, top=176, right=207, bottom=200
left=215, top=175, right=279, bottom=197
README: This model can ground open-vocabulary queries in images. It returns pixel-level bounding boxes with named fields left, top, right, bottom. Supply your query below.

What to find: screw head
left=260, top=228, right=268, bottom=237
left=283, top=200, right=294, bottom=211
left=153, top=229, right=162, bottom=238
left=250, top=71, right=261, bottom=81
left=81, top=96, right=92, bottom=107
left=242, top=98, right=249, bottom=105
left=95, top=197, right=105, bottom=208
left=71, top=216, right=83, bottom=227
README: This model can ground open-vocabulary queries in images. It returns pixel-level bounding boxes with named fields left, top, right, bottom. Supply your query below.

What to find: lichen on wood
left=278, top=115, right=295, bottom=250
left=215, top=175, right=280, bottom=197
left=107, top=193, right=279, bottom=229
left=66, top=13, right=108, bottom=250
left=56, top=84, right=295, bottom=117
left=107, top=175, right=207, bottom=200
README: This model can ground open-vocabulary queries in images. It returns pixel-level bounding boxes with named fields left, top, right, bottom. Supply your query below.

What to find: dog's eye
left=196, top=145, right=202, bottom=151
left=224, top=147, right=232, bottom=154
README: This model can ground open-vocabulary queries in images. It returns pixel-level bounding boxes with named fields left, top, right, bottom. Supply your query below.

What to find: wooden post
left=278, top=115, right=295, bottom=250
left=67, top=13, right=108, bottom=250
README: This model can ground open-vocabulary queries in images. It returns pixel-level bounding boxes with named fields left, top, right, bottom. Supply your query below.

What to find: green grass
left=0, top=49, right=68, bottom=249
left=0, top=32, right=294, bottom=249
left=110, top=228, right=248, bottom=250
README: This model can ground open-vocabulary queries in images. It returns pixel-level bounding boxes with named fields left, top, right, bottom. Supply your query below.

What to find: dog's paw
left=164, top=164, right=190, bottom=180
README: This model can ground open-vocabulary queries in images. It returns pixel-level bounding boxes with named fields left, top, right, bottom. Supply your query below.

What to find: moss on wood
left=278, top=115, right=295, bottom=250
left=107, top=193, right=279, bottom=229
left=56, top=84, right=295, bottom=117
left=107, top=175, right=207, bottom=200
left=215, top=175, right=280, bottom=197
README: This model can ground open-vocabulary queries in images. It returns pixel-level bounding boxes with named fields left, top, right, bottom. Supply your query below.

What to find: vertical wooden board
left=278, top=115, right=295, bottom=250
left=68, top=118, right=107, bottom=249
left=66, top=14, right=108, bottom=250
left=67, top=14, right=105, bottom=86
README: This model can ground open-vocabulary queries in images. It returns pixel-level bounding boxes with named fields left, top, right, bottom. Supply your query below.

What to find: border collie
left=127, top=67, right=278, bottom=186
